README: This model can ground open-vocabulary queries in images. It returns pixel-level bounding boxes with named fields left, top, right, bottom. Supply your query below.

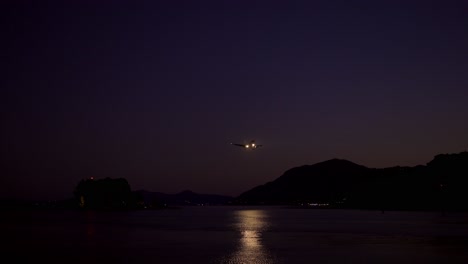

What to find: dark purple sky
left=2, top=0, right=468, bottom=200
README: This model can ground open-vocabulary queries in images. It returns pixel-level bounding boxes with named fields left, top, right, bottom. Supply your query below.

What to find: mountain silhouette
left=237, top=158, right=370, bottom=205
left=235, top=151, right=468, bottom=211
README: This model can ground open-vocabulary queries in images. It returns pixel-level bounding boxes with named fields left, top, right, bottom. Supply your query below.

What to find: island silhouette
left=5, top=151, right=467, bottom=212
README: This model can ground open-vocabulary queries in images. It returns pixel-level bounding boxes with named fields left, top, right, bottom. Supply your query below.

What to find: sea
left=3, top=206, right=468, bottom=264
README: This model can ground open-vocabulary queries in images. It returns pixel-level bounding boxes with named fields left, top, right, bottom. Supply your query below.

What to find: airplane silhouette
left=231, top=140, right=263, bottom=149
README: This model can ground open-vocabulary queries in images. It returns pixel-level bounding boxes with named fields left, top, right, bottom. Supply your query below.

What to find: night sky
left=3, top=1, right=468, bottom=200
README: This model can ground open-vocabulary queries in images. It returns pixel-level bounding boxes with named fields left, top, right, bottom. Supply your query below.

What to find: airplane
left=231, top=140, right=263, bottom=149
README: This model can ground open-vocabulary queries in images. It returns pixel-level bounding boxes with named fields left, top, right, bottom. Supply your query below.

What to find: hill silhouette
left=237, top=159, right=369, bottom=205
left=134, top=190, right=233, bottom=207
left=236, top=151, right=468, bottom=211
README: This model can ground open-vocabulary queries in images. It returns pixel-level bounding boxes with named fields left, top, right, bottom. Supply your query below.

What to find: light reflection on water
left=85, top=211, right=95, bottom=237
left=224, top=209, right=276, bottom=264
left=7, top=208, right=468, bottom=263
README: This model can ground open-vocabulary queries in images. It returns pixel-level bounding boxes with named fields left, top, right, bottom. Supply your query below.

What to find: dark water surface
left=3, top=206, right=468, bottom=263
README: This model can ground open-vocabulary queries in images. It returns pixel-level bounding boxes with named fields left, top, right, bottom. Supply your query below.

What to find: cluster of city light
left=306, top=203, right=329, bottom=207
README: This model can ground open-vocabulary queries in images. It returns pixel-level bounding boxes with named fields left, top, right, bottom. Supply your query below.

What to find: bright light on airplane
left=231, top=140, right=263, bottom=150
